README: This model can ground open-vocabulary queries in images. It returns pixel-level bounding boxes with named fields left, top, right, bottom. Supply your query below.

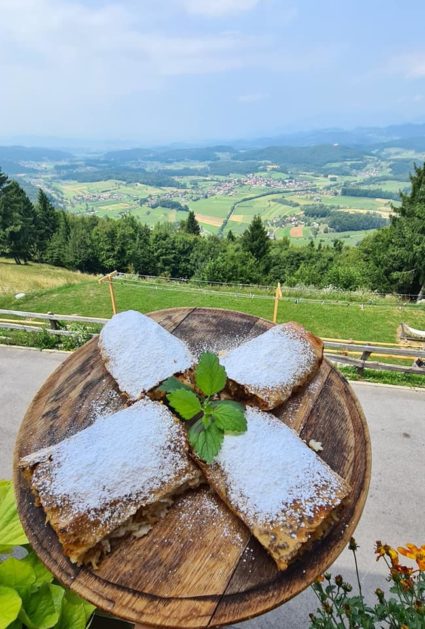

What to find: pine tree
left=0, top=168, right=9, bottom=192
left=361, top=162, right=425, bottom=298
left=226, top=229, right=236, bottom=242
left=185, top=210, right=201, bottom=235
left=241, top=215, right=270, bottom=261
left=0, top=181, right=36, bottom=263
left=44, top=211, right=71, bottom=267
left=35, top=189, right=59, bottom=260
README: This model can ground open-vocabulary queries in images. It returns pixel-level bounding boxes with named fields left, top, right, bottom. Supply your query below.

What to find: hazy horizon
left=2, top=0, right=425, bottom=145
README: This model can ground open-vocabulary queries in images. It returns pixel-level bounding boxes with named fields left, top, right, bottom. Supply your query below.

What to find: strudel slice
left=20, top=399, right=202, bottom=567
left=197, top=407, right=350, bottom=570
left=220, top=322, right=323, bottom=409
left=99, top=310, right=194, bottom=401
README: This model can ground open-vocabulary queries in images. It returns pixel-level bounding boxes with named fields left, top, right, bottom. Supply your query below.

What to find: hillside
left=0, top=258, right=91, bottom=295
left=0, top=265, right=424, bottom=343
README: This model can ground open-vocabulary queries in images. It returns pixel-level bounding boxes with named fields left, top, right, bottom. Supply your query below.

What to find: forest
left=0, top=164, right=424, bottom=298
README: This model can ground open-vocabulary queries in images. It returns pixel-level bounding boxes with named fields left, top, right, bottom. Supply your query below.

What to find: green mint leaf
left=195, top=352, right=226, bottom=396
left=167, top=389, right=202, bottom=420
left=157, top=377, right=192, bottom=394
left=212, top=401, right=247, bottom=433
left=188, top=419, right=223, bottom=463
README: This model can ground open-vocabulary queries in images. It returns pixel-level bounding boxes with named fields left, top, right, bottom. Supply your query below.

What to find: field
left=15, top=139, right=425, bottom=247
left=1, top=273, right=424, bottom=344
left=0, top=258, right=89, bottom=295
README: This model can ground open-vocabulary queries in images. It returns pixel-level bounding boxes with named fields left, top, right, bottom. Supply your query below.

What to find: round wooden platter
left=14, top=307, right=371, bottom=628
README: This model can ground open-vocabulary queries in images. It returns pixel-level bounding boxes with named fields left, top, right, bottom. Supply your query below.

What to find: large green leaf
left=0, top=557, right=35, bottom=595
left=195, top=352, right=226, bottom=396
left=0, top=481, right=28, bottom=550
left=21, top=551, right=53, bottom=586
left=19, top=583, right=62, bottom=629
left=0, top=585, right=22, bottom=629
left=0, top=481, right=9, bottom=504
left=56, top=590, right=95, bottom=629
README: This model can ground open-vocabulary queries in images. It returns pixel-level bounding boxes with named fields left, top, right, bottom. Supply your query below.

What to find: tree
left=241, top=215, right=270, bottom=261
left=185, top=210, right=201, bottom=235
left=0, top=168, right=9, bottom=191
left=226, top=229, right=236, bottom=242
left=45, top=211, right=71, bottom=267
left=361, top=162, right=425, bottom=297
left=0, top=181, right=36, bottom=263
left=35, top=189, right=59, bottom=259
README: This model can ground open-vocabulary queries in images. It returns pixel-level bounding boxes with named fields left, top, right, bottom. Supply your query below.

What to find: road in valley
left=1, top=346, right=424, bottom=628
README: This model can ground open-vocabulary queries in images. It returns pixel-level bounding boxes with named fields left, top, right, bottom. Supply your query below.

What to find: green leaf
left=63, top=590, right=95, bottom=623
left=0, top=481, right=28, bottom=551
left=21, top=552, right=53, bottom=586
left=167, top=389, right=202, bottom=420
left=0, top=558, right=35, bottom=595
left=211, top=401, right=247, bottom=433
left=158, top=376, right=192, bottom=393
left=0, top=481, right=9, bottom=504
left=188, top=420, right=223, bottom=463
left=0, top=585, right=22, bottom=629
left=19, top=583, right=62, bottom=629
left=195, top=352, right=227, bottom=396
left=57, top=590, right=95, bottom=629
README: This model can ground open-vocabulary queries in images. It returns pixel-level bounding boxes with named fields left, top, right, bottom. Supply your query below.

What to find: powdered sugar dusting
left=175, top=488, right=245, bottom=545
left=99, top=311, right=194, bottom=400
left=220, top=324, right=315, bottom=390
left=215, top=407, right=344, bottom=526
left=28, top=399, right=194, bottom=518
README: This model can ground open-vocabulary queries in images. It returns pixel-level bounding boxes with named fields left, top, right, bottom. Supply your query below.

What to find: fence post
left=47, top=312, right=59, bottom=330
left=357, top=350, right=371, bottom=375
left=273, top=282, right=283, bottom=324
left=98, top=271, right=118, bottom=316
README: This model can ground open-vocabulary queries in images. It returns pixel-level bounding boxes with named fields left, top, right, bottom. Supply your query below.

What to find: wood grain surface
left=14, top=307, right=371, bottom=628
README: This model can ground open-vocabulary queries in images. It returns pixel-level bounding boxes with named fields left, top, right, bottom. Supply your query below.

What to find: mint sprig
left=164, top=352, right=247, bottom=463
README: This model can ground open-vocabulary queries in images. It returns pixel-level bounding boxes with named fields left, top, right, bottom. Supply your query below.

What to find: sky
left=1, top=0, right=425, bottom=145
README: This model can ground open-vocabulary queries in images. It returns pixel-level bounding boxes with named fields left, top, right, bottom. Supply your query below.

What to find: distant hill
left=235, top=144, right=368, bottom=168
left=233, top=122, right=425, bottom=149
left=104, top=145, right=232, bottom=163
left=0, top=145, right=72, bottom=161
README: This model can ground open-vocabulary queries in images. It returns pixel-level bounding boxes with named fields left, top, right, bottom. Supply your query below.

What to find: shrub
left=0, top=479, right=95, bottom=628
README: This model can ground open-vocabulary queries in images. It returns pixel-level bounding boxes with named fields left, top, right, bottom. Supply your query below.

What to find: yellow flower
left=385, top=545, right=399, bottom=566
left=398, top=544, right=425, bottom=570
left=375, top=541, right=385, bottom=560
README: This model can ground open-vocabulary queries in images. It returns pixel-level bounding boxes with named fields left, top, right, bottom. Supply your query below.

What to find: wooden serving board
left=14, top=308, right=371, bottom=628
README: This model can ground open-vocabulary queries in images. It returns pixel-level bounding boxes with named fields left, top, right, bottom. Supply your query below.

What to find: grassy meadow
left=0, top=258, right=90, bottom=295
left=1, top=274, right=424, bottom=344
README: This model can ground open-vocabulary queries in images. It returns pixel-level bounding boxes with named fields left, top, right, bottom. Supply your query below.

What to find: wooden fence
left=0, top=309, right=424, bottom=376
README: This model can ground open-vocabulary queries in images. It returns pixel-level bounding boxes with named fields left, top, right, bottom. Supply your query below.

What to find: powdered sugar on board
left=215, top=407, right=345, bottom=526
left=220, top=324, right=316, bottom=390
left=99, top=311, right=194, bottom=400
left=24, top=399, right=194, bottom=517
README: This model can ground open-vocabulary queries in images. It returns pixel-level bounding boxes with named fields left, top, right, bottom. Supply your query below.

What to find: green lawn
left=1, top=279, right=424, bottom=344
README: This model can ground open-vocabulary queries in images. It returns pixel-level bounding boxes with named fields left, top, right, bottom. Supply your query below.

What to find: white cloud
left=182, top=0, right=261, bottom=17
left=386, top=52, right=425, bottom=78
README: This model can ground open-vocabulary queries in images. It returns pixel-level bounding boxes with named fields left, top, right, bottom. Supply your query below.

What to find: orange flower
left=315, top=575, right=325, bottom=583
left=392, top=564, right=413, bottom=576
left=398, top=544, right=425, bottom=570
